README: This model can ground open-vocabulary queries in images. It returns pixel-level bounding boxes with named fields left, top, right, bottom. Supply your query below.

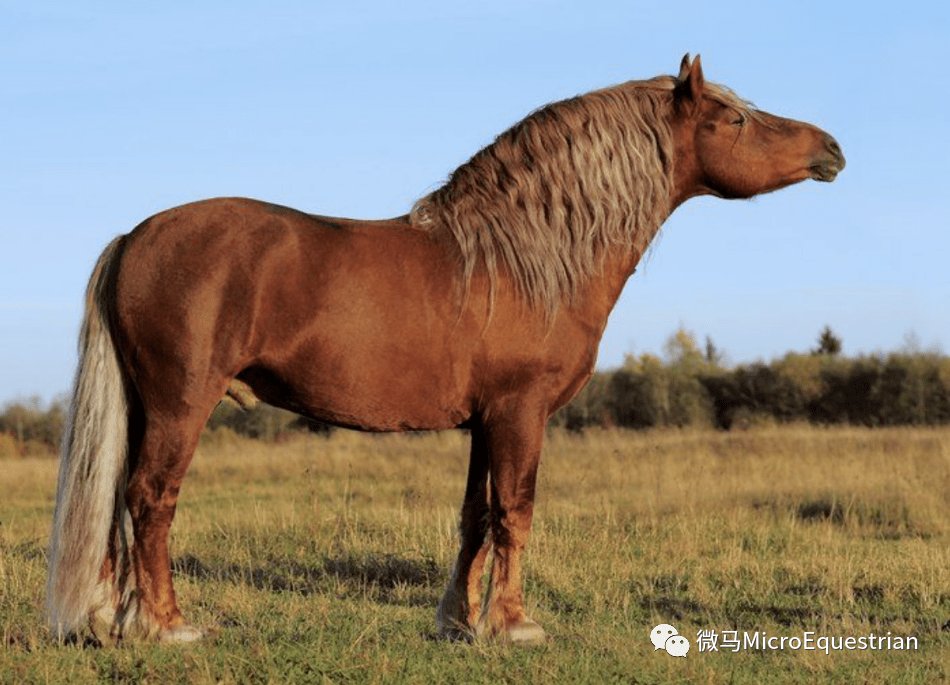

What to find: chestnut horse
left=47, top=55, right=844, bottom=645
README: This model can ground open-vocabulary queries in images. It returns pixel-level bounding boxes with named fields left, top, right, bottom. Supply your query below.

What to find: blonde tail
left=46, top=236, right=134, bottom=639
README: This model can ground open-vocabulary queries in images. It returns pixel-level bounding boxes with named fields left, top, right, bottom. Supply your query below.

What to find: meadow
left=2, top=425, right=950, bottom=683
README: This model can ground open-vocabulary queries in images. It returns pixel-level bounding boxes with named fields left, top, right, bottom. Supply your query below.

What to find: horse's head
left=669, top=55, right=845, bottom=206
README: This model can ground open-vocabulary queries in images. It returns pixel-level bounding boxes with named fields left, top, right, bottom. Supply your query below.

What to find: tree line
left=552, top=327, right=950, bottom=431
left=2, top=327, right=948, bottom=456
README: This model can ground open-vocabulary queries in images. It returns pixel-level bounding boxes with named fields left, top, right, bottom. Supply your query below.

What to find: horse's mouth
left=810, top=140, right=846, bottom=182
left=810, top=164, right=841, bottom=182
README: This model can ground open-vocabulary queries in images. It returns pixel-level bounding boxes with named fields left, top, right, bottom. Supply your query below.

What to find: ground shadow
left=173, top=552, right=443, bottom=607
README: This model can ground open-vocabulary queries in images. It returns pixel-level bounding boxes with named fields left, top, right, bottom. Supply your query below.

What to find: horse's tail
left=47, top=235, right=132, bottom=639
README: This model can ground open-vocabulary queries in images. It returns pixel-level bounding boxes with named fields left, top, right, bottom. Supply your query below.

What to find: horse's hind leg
left=124, top=403, right=211, bottom=641
left=438, top=422, right=492, bottom=639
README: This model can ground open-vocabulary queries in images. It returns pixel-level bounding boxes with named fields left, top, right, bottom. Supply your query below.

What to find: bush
left=551, top=371, right=612, bottom=432
left=600, top=329, right=718, bottom=430
left=0, top=396, right=66, bottom=457
left=701, top=361, right=809, bottom=428
left=877, top=353, right=950, bottom=425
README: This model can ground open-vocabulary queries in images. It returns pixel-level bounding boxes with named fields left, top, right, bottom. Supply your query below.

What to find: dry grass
left=3, top=425, right=950, bottom=683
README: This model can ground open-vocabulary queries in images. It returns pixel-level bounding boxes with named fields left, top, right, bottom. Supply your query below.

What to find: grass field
left=3, top=425, right=950, bottom=683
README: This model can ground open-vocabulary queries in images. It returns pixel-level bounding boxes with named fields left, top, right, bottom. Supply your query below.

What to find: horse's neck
left=566, top=219, right=666, bottom=332
left=605, top=211, right=669, bottom=306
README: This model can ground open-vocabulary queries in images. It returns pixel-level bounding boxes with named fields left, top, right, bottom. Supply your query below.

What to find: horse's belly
left=314, top=369, right=470, bottom=431
left=247, top=340, right=474, bottom=432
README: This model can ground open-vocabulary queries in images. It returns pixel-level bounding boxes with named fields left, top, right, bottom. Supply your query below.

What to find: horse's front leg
left=438, top=422, right=492, bottom=639
left=476, top=407, right=547, bottom=645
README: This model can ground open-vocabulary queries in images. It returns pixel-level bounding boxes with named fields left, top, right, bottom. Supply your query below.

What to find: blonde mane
left=410, top=76, right=766, bottom=317
left=410, top=76, right=688, bottom=317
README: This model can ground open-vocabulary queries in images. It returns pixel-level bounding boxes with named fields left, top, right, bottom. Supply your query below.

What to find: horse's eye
left=731, top=114, right=746, bottom=126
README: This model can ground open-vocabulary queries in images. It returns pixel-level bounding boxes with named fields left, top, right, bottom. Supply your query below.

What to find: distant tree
left=901, top=330, right=922, bottom=355
left=813, top=326, right=843, bottom=356
left=704, top=335, right=726, bottom=367
left=663, top=327, right=703, bottom=369
left=0, top=396, right=66, bottom=456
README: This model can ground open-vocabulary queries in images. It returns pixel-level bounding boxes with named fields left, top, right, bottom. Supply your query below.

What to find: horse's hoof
left=477, top=617, right=547, bottom=645
left=507, top=619, right=546, bottom=646
left=159, top=624, right=204, bottom=643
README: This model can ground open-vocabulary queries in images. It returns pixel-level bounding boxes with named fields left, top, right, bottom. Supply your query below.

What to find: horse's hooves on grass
left=160, top=624, right=204, bottom=643
left=506, top=619, right=546, bottom=646
left=474, top=615, right=547, bottom=646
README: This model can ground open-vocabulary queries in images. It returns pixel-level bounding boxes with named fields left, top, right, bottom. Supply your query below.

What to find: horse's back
left=113, top=198, right=477, bottom=429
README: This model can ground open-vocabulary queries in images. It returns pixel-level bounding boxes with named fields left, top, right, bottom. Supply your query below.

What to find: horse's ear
left=678, top=54, right=692, bottom=82
left=674, top=53, right=704, bottom=110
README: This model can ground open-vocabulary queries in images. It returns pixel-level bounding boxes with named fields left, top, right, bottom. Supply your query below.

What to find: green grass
left=3, top=426, right=950, bottom=683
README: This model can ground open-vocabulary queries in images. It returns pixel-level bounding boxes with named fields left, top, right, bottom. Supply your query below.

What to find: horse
left=47, top=55, right=844, bottom=645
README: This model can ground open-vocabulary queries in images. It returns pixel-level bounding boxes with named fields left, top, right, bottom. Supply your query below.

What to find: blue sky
left=2, top=1, right=947, bottom=405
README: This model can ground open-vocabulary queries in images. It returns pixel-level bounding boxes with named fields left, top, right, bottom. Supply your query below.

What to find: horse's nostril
left=826, top=136, right=845, bottom=169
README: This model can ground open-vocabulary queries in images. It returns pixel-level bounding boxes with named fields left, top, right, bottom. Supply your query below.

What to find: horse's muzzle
left=811, top=134, right=846, bottom=182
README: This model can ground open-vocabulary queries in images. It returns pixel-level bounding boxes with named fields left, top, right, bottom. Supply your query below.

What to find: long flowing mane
left=411, top=76, right=764, bottom=317
left=411, top=76, right=680, bottom=316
